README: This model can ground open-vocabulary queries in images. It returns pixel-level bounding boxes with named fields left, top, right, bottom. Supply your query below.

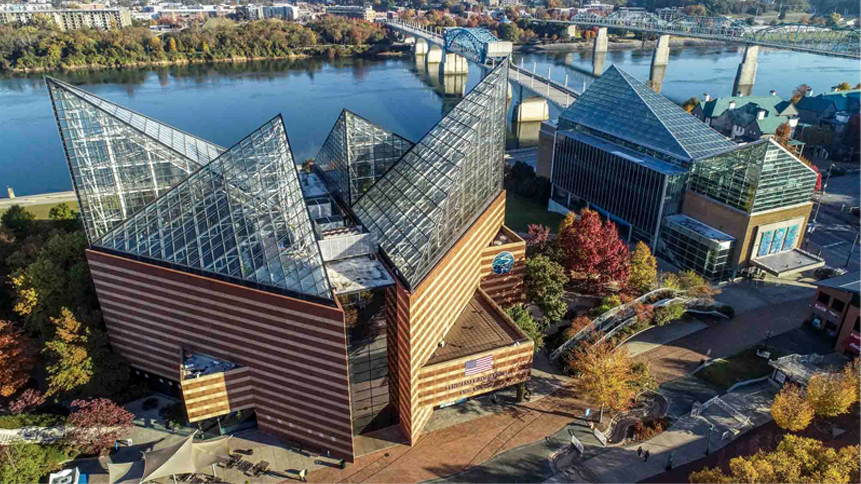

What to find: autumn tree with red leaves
left=0, top=320, right=37, bottom=397
left=9, top=389, right=46, bottom=415
left=556, top=209, right=630, bottom=293
left=67, top=399, right=135, bottom=456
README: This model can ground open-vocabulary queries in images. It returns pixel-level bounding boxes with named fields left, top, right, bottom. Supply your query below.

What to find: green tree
left=10, top=231, right=95, bottom=338
left=629, top=242, right=657, bottom=294
left=1, top=205, right=34, bottom=238
left=42, top=308, right=93, bottom=396
left=524, top=255, right=568, bottom=326
left=0, top=444, right=70, bottom=484
left=499, top=22, right=522, bottom=43
left=506, top=304, right=544, bottom=351
left=47, top=203, right=78, bottom=231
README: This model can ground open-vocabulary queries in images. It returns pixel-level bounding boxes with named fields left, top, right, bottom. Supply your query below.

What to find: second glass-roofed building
left=46, top=60, right=534, bottom=461
left=538, top=65, right=823, bottom=281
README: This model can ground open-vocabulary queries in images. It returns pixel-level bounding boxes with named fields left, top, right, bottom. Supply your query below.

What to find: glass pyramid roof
left=352, top=61, right=509, bottom=289
left=315, top=110, right=414, bottom=206
left=559, top=66, right=736, bottom=162
left=94, top=116, right=333, bottom=301
left=46, top=77, right=224, bottom=242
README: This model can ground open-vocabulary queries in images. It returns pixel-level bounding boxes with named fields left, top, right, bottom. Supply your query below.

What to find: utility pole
left=846, top=231, right=859, bottom=268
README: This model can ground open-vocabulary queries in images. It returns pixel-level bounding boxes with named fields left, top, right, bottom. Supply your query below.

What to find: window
left=817, top=292, right=831, bottom=305
left=831, top=299, right=845, bottom=313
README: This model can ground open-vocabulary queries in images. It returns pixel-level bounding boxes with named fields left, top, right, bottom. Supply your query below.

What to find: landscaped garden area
left=695, top=347, right=785, bottom=391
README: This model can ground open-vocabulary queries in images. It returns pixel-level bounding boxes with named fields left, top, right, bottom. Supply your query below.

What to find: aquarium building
left=46, top=61, right=533, bottom=461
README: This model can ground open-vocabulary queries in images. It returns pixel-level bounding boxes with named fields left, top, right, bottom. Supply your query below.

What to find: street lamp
left=705, top=424, right=715, bottom=455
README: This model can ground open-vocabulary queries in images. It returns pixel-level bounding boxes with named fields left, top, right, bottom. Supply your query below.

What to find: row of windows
left=658, top=224, right=735, bottom=282
left=552, top=134, right=671, bottom=244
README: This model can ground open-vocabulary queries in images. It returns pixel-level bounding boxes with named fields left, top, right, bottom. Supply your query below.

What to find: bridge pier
left=515, top=97, right=550, bottom=123
left=648, top=34, right=670, bottom=93
left=441, top=52, right=469, bottom=75
left=732, top=45, right=758, bottom=96
left=443, top=73, right=467, bottom=97
left=592, top=28, right=608, bottom=76
left=565, top=25, right=577, bottom=39
left=413, top=38, right=428, bottom=55
left=426, top=45, right=443, bottom=66
left=403, top=35, right=415, bottom=45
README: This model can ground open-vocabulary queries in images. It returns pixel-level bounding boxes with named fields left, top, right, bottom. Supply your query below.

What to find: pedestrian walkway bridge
left=534, top=12, right=860, bottom=59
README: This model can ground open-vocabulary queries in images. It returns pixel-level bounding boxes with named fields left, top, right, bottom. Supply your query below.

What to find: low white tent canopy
left=108, top=432, right=231, bottom=484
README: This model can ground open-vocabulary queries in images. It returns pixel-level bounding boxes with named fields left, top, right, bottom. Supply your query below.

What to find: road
left=0, top=190, right=76, bottom=210
left=803, top=164, right=860, bottom=270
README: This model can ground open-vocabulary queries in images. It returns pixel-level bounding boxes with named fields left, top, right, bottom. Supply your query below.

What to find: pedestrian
left=666, top=452, right=674, bottom=471
left=637, top=446, right=643, bottom=457
left=643, top=450, right=650, bottom=462
left=299, top=468, right=307, bottom=482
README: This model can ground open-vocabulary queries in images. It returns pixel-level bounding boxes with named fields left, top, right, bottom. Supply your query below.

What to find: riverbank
left=5, top=44, right=410, bottom=74
left=522, top=36, right=725, bottom=53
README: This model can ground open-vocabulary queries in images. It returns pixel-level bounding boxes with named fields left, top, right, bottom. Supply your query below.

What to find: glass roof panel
left=559, top=66, right=736, bottom=162
left=94, top=117, right=333, bottom=301
left=46, top=77, right=224, bottom=243
left=352, top=60, right=509, bottom=289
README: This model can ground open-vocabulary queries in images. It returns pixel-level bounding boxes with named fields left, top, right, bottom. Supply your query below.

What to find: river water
left=0, top=45, right=856, bottom=196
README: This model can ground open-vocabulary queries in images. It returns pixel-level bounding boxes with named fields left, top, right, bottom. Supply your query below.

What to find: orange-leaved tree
left=771, top=383, right=815, bottom=431
left=566, top=340, right=637, bottom=423
left=0, top=320, right=37, bottom=397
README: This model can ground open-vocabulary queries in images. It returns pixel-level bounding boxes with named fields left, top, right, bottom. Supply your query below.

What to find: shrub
left=591, top=295, right=622, bottom=317
left=631, top=417, right=669, bottom=441
left=161, top=403, right=187, bottom=429
left=142, top=397, right=160, bottom=411
left=718, top=305, right=735, bottom=318
left=0, top=413, right=66, bottom=429
left=653, top=303, right=685, bottom=326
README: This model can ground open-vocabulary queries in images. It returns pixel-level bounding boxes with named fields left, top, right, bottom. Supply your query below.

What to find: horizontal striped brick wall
left=182, top=367, right=254, bottom=423
left=416, top=290, right=533, bottom=408
left=480, top=225, right=526, bottom=306
left=388, top=191, right=508, bottom=444
left=85, top=250, right=356, bottom=461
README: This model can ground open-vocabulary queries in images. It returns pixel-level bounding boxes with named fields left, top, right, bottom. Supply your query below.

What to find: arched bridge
left=535, top=12, right=860, bottom=59
left=385, top=19, right=581, bottom=108
left=385, top=19, right=513, bottom=64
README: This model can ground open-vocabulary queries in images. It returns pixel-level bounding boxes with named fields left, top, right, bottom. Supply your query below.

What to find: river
left=0, top=45, right=856, bottom=197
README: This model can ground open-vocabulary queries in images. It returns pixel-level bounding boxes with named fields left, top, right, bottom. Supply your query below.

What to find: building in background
left=809, top=272, right=860, bottom=357
left=693, top=92, right=799, bottom=142
left=326, top=5, right=375, bottom=21
left=537, top=65, right=822, bottom=281
left=0, top=6, right=132, bottom=29
left=45, top=60, right=533, bottom=461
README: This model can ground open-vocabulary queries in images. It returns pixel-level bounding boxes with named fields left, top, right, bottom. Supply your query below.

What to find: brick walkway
left=304, top=292, right=815, bottom=484
left=305, top=386, right=590, bottom=484
left=634, top=296, right=813, bottom=385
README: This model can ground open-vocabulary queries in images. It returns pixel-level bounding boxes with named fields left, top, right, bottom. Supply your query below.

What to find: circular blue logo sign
left=492, top=251, right=515, bottom=275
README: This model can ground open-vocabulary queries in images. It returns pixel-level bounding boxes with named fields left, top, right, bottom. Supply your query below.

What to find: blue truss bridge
left=385, top=19, right=582, bottom=109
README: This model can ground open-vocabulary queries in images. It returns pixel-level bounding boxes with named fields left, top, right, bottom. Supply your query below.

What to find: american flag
left=465, top=355, right=493, bottom=376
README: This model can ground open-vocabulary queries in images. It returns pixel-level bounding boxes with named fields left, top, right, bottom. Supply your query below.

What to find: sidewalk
left=571, top=380, right=778, bottom=484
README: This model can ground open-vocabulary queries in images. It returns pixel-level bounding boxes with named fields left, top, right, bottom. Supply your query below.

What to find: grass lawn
left=695, top=347, right=784, bottom=391
left=0, top=201, right=79, bottom=220
left=505, top=193, right=566, bottom=234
